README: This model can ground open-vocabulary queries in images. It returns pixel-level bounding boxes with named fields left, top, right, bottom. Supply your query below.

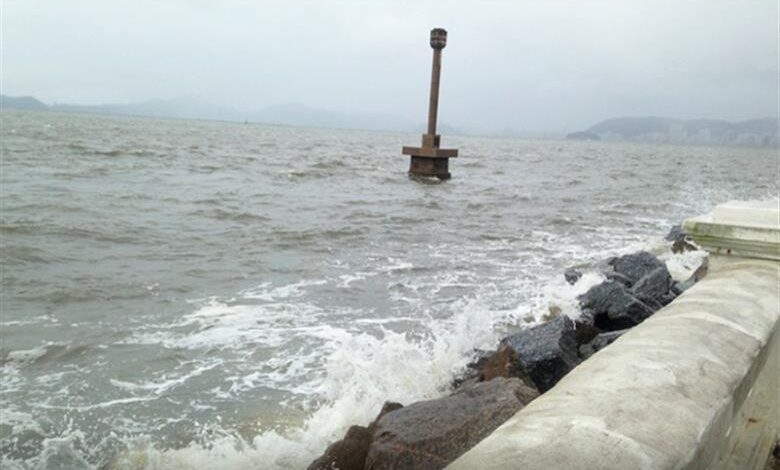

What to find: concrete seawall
left=448, top=201, right=779, bottom=469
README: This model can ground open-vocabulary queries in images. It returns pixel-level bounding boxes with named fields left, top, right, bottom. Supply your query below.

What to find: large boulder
left=608, top=251, right=666, bottom=286
left=500, top=316, right=581, bottom=392
left=364, top=378, right=537, bottom=470
left=308, top=402, right=402, bottom=470
left=579, top=281, right=655, bottom=330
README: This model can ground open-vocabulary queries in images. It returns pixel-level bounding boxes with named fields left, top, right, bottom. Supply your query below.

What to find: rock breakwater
left=308, top=225, right=707, bottom=470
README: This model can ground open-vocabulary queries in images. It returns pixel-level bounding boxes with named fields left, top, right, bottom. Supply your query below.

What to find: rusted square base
left=409, top=156, right=450, bottom=180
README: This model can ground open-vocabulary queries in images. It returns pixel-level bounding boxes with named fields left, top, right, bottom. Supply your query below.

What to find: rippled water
left=1, top=110, right=776, bottom=469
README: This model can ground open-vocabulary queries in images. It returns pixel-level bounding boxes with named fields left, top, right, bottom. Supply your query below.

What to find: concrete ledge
left=684, top=200, right=780, bottom=260
left=448, top=258, right=779, bottom=470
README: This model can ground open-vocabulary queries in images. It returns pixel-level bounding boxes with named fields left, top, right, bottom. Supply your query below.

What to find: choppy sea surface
left=1, top=110, right=777, bottom=469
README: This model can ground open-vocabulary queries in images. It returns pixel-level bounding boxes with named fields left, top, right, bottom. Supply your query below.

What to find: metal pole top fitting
left=430, top=28, right=447, bottom=49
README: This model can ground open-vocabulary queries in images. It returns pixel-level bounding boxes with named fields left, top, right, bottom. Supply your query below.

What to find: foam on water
left=109, top=289, right=516, bottom=469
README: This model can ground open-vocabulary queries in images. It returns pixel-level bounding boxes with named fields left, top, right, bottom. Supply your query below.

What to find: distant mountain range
left=2, top=95, right=776, bottom=146
left=1, top=95, right=48, bottom=111
left=571, top=116, right=777, bottom=147
left=0, top=94, right=418, bottom=133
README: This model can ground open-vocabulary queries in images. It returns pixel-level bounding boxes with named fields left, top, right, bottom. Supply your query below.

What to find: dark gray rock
left=364, top=378, right=537, bottom=470
left=579, top=281, right=655, bottom=330
left=604, top=270, right=633, bottom=287
left=308, top=402, right=402, bottom=470
left=659, top=291, right=678, bottom=306
left=564, top=268, right=582, bottom=285
left=500, top=316, right=581, bottom=392
left=579, top=329, right=630, bottom=359
left=630, top=266, right=672, bottom=303
left=609, top=251, right=666, bottom=286
left=572, top=309, right=601, bottom=346
left=665, top=224, right=685, bottom=242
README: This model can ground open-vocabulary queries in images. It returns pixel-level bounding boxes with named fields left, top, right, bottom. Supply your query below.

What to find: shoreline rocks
left=365, top=378, right=537, bottom=470
left=307, top=226, right=708, bottom=470
left=308, top=402, right=403, bottom=470
left=500, top=316, right=581, bottom=392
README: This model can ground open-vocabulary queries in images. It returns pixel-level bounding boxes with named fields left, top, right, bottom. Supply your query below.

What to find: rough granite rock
left=579, top=329, right=630, bottom=359
left=609, top=251, right=666, bottom=286
left=579, top=280, right=655, bottom=330
left=500, top=316, right=581, bottom=392
left=630, top=266, right=672, bottom=304
left=308, top=401, right=403, bottom=470
left=364, top=378, right=537, bottom=470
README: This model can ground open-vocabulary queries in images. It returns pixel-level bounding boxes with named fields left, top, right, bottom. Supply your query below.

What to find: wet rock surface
left=364, top=378, right=536, bottom=470
left=308, top=402, right=402, bottom=470
left=579, top=281, right=655, bottom=330
left=609, top=251, right=666, bottom=286
left=572, top=309, right=600, bottom=346
left=501, top=316, right=581, bottom=392
left=582, top=249, right=689, bottom=330
left=630, top=266, right=672, bottom=304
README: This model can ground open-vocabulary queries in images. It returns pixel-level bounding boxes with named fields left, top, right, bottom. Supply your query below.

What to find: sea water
left=1, top=110, right=776, bottom=469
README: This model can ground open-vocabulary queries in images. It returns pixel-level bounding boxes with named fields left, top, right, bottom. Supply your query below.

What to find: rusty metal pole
left=427, top=45, right=442, bottom=136
left=401, top=28, right=458, bottom=180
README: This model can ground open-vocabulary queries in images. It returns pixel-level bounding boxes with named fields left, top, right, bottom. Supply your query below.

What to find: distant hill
left=50, top=96, right=241, bottom=122
left=0, top=94, right=417, bottom=132
left=1, top=95, right=48, bottom=110
left=565, top=131, right=600, bottom=141
left=583, top=116, right=777, bottom=147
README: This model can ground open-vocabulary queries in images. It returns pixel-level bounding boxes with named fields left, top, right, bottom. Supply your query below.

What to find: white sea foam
left=661, top=248, right=709, bottom=282
left=6, top=346, right=49, bottom=364
left=111, top=281, right=515, bottom=469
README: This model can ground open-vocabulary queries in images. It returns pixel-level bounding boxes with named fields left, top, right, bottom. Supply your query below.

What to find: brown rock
left=307, top=425, right=372, bottom=470
left=479, top=346, right=536, bottom=391
left=364, top=377, right=537, bottom=470
left=307, top=401, right=403, bottom=470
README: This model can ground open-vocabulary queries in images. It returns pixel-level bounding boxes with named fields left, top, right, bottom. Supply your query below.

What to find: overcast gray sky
left=3, top=0, right=778, bottom=132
